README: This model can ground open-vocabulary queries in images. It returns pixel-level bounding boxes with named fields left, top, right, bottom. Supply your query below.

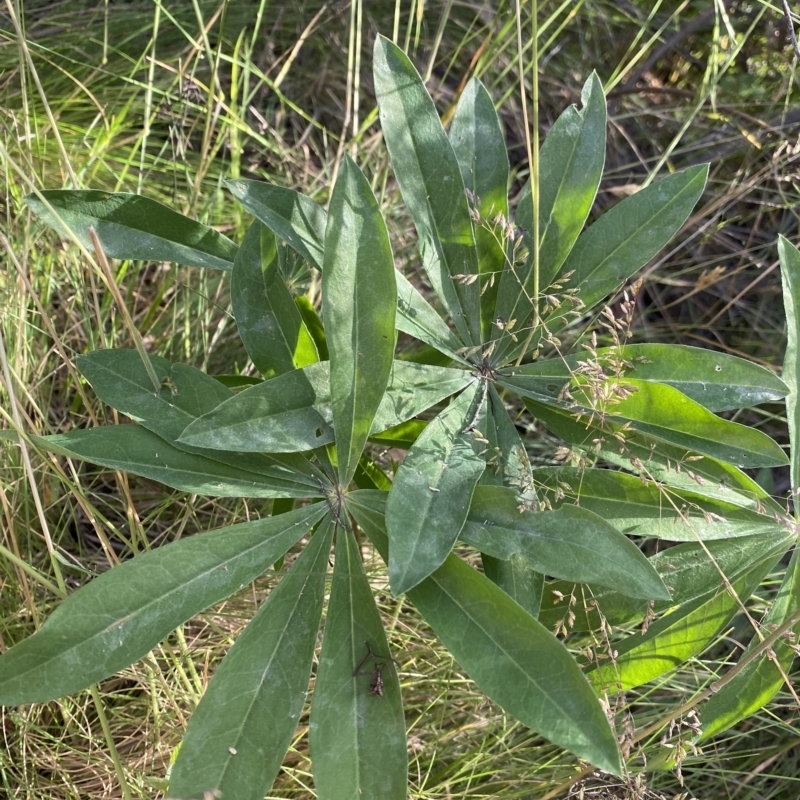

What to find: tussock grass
left=2, top=1, right=800, bottom=797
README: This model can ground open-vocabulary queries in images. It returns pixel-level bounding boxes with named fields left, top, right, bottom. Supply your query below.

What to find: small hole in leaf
left=316, top=428, right=324, bottom=437
left=715, top=365, right=722, bottom=372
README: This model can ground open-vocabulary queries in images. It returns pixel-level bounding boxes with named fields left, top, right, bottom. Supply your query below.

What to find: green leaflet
left=33, top=426, right=318, bottom=498
left=462, top=486, right=669, bottom=600
left=231, top=220, right=319, bottom=377
left=533, top=467, right=786, bottom=541
left=324, top=156, right=397, bottom=485
left=494, top=72, right=606, bottom=362
left=374, top=34, right=482, bottom=345
left=538, top=532, right=794, bottom=632
left=0, top=503, right=327, bottom=704
left=698, top=549, right=800, bottom=741
left=449, top=77, right=509, bottom=339
left=478, top=388, right=543, bottom=616
left=526, top=399, right=780, bottom=513
left=386, top=382, right=486, bottom=594
left=77, top=348, right=321, bottom=486
left=554, top=165, right=709, bottom=320
left=25, top=190, right=237, bottom=270
left=486, top=385, right=538, bottom=508
left=226, top=178, right=465, bottom=362
left=347, top=490, right=622, bottom=776
left=588, top=379, right=788, bottom=469
left=226, top=179, right=327, bottom=268
left=589, top=555, right=779, bottom=693
left=481, top=553, right=544, bottom=620
left=310, top=526, right=407, bottom=800
left=512, top=376, right=787, bottom=469
left=509, top=344, right=787, bottom=412
left=780, top=235, right=800, bottom=491
left=180, top=361, right=332, bottom=453
left=178, top=360, right=472, bottom=453
left=168, top=516, right=334, bottom=800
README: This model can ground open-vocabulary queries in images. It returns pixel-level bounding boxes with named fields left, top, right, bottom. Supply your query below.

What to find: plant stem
left=88, top=227, right=162, bottom=395
left=515, top=0, right=540, bottom=362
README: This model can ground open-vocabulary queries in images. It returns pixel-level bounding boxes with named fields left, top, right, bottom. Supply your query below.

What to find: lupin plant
left=2, top=34, right=799, bottom=799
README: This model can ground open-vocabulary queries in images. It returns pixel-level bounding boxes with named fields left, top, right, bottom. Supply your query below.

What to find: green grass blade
left=347, top=491, right=622, bottom=777
left=232, top=220, right=319, bottom=377
left=449, top=77, right=510, bottom=339
left=323, top=156, right=397, bottom=486
left=0, top=503, right=327, bottom=705
left=374, top=34, right=481, bottom=345
left=25, top=190, right=238, bottom=270
left=168, top=516, right=334, bottom=800
left=310, top=526, right=407, bottom=800
left=463, top=486, right=669, bottom=600
left=386, top=383, right=485, bottom=594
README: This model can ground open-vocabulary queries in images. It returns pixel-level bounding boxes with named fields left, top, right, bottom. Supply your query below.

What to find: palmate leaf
left=589, top=555, right=779, bottom=693
left=178, top=360, right=472, bottom=453
left=509, top=343, right=788, bottom=412
left=533, top=467, right=787, bottom=541
left=374, top=34, right=482, bottom=346
left=346, top=491, right=622, bottom=776
left=76, top=348, right=323, bottom=487
left=538, top=532, right=794, bottom=632
left=227, top=178, right=465, bottom=362
left=310, top=525, right=407, bottom=800
left=449, top=77, right=509, bottom=339
left=25, top=190, right=238, bottom=270
left=231, top=220, right=319, bottom=378
left=33, top=426, right=319, bottom=498
left=0, top=502, right=326, bottom=705
left=494, top=72, right=606, bottom=362
left=168, top=516, right=334, bottom=800
left=462, top=486, right=669, bottom=600
left=386, top=382, right=486, bottom=595
left=324, top=156, right=397, bottom=485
